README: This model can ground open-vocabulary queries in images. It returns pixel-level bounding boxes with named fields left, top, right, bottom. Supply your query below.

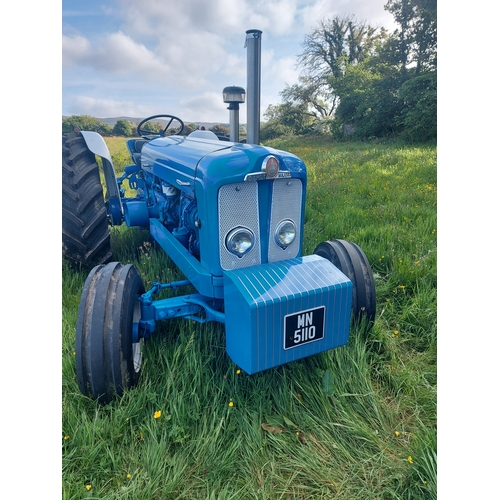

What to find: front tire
left=76, top=262, right=145, bottom=403
left=314, top=239, right=376, bottom=324
left=62, top=133, right=112, bottom=268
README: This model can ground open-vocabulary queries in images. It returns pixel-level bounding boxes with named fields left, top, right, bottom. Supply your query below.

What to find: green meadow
left=62, top=136, right=437, bottom=499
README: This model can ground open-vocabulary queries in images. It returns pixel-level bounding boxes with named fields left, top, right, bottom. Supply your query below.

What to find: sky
left=62, top=0, right=396, bottom=124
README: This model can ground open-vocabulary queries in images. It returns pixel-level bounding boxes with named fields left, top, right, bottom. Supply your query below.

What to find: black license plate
left=284, top=306, right=325, bottom=350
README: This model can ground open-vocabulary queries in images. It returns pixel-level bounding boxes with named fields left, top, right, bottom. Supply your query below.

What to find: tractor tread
left=62, top=133, right=112, bottom=268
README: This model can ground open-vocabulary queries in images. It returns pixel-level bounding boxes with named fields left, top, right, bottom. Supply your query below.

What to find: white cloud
left=180, top=92, right=233, bottom=123
left=98, top=32, right=171, bottom=76
left=69, top=96, right=153, bottom=118
left=116, top=0, right=276, bottom=38
left=154, top=31, right=226, bottom=83
left=266, top=56, right=301, bottom=89
left=62, top=34, right=92, bottom=66
left=221, top=53, right=247, bottom=82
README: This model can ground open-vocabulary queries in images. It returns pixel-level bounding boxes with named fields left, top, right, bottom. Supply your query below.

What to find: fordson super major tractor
left=62, top=30, right=376, bottom=403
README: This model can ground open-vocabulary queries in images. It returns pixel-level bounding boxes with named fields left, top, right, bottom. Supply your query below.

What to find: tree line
left=261, top=0, right=436, bottom=142
left=62, top=116, right=231, bottom=138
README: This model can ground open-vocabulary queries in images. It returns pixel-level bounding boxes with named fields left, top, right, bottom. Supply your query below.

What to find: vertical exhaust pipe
left=245, top=29, right=262, bottom=145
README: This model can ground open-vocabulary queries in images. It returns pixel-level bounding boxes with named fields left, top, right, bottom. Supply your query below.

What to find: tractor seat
left=132, top=139, right=149, bottom=166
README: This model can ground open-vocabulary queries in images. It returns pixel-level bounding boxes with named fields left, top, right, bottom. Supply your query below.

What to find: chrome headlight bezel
left=274, top=219, right=297, bottom=249
left=226, top=226, right=255, bottom=257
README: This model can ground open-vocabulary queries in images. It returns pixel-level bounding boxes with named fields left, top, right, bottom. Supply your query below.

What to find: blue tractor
left=62, top=32, right=376, bottom=403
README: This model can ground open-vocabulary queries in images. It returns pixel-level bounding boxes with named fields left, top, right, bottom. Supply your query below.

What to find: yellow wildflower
left=236, top=369, right=241, bottom=374
left=408, top=456, right=413, bottom=464
left=64, top=435, right=70, bottom=441
left=395, top=431, right=400, bottom=436
left=228, top=401, right=234, bottom=407
left=394, top=330, right=399, bottom=335
left=86, top=484, right=92, bottom=491
left=154, top=410, right=162, bottom=419
left=126, top=473, right=131, bottom=479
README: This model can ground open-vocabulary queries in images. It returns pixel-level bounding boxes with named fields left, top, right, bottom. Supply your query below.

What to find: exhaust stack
left=245, top=29, right=262, bottom=145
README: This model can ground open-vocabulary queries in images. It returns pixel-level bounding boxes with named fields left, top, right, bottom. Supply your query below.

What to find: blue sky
left=62, top=0, right=396, bottom=123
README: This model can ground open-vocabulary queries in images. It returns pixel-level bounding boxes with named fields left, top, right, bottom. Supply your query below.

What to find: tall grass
left=62, top=136, right=437, bottom=499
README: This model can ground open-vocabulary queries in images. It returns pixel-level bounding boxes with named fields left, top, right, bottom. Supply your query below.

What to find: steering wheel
left=137, top=114, right=185, bottom=137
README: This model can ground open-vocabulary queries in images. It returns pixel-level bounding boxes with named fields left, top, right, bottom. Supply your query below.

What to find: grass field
left=62, top=135, right=437, bottom=499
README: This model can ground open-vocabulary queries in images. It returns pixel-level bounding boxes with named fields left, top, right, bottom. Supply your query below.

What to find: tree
left=297, top=16, right=381, bottom=80
left=268, top=15, right=382, bottom=136
left=330, top=63, right=404, bottom=139
left=209, top=124, right=230, bottom=137
left=179, top=123, right=197, bottom=136
left=140, top=121, right=162, bottom=134
left=280, top=76, right=337, bottom=121
left=62, top=115, right=112, bottom=135
left=264, top=102, right=314, bottom=134
left=412, top=0, right=437, bottom=72
left=261, top=4, right=437, bottom=142
left=113, top=119, right=134, bottom=137
left=397, top=71, right=436, bottom=141
left=384, top=0, right=437, bottom=73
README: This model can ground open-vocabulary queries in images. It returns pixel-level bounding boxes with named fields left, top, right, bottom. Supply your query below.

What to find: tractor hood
left=142, top=135, right=231, bottom=167
left=140, top=135, right=232, bottom=197
left=140, top=135, right=306, bottom=198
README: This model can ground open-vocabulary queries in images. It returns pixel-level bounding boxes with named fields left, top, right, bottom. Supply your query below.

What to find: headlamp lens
left=275, top=220, right=296, bottom=249
left=226, top=227, right=255, bottom=256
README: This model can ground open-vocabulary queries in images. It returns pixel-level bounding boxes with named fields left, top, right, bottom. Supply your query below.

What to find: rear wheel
left=76, top=262, right=145, bottom=403
left=62, top=133, right=112, bottom=268
left=314, top=239, right=376, bottom=324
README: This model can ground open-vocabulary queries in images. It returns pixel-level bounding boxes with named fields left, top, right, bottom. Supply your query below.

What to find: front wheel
left=314, top=239, right=376, bottom=325
left=76, top=262, right=145, bottom=403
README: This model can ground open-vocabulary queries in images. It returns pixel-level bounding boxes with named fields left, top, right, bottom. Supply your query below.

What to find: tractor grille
left=218, top=178, right=303, bottom=271
left=268, top=179, right=302, bottom=262
left=218, top=182, right=261, bottom=270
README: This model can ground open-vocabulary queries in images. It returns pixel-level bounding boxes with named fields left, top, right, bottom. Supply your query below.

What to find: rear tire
left=314, top=239, right=376, bottom=324
left=76, top=262, right=145, bottom=403
left=62, top=133, right=112, bottom=268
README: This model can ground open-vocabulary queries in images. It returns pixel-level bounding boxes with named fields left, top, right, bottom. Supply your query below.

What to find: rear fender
left=80, top=131, right=123, bottom=225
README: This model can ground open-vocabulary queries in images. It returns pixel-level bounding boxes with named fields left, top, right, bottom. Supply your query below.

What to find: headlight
left=275, top=220, right=296, bottom=249
left=226, top=227, right=255, bottom=257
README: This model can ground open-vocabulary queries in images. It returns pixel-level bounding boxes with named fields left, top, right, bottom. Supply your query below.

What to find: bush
left=113, top=119, right=135, bottom=137
left=62, top=115, right=113, bottom=136
left=209, top=124, right=230, bottom=137
left=260, top=121, right=295, bottom=141
left=397, top=72, right=437, bottom=142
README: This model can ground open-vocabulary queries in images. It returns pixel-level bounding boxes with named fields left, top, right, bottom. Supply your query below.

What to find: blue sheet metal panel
left=140, top=136, right=231, bottom=197
left=223, top=255, right=352, bottom=374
